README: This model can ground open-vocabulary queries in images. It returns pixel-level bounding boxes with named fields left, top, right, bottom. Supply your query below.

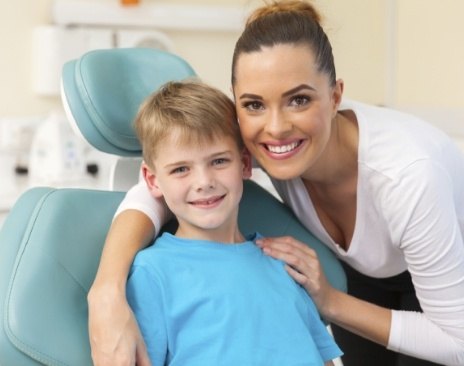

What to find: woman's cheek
left=236, top=114, right=256, bottom=144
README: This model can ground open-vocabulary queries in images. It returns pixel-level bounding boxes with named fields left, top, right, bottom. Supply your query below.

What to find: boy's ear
left=141, top=162, right=164, bottom=198
left=241, top=148, right=252, bottom=180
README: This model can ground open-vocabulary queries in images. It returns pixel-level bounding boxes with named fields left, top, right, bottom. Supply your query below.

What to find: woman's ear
left=141, top=162, right=164, bottom=198
left=331, top=78, right=344, bottom=117
left=241, top=148, right=253, bottom=180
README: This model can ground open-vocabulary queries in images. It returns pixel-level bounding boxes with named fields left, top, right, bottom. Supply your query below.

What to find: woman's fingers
left=256, top=236, right=316, bottom=258
left=257, top=236, right=318, bottom=275
left=136, top=337, right=152, bottom=366
left=88, top=285, right=149, bottom=366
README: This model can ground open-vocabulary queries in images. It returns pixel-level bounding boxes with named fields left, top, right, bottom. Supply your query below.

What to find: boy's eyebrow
left=163, top=150, right=234, bottom=169
left=209, top=150, right=234, bottom=158
left=163, top=160, right=190, bottom=169
left=239, top=84, right=316, bottom=100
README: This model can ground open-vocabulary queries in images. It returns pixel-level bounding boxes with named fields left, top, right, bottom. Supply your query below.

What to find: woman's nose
left=264, top=110, right=292, bottom=138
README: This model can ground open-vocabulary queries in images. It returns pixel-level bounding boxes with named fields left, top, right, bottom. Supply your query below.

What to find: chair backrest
left=61, top=47, right=196, bottom=156
left=0, top=48, right=346, bottom=366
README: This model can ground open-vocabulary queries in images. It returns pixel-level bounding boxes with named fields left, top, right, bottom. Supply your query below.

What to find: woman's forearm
left=87, top=209, right=155, bottom=365
left=91, top=209, right=155, bottom=292
left=324, top=289, right=391, bottom=347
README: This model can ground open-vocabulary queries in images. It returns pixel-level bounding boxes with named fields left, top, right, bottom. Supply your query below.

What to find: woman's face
left=233, top=44, right=342, bottom=181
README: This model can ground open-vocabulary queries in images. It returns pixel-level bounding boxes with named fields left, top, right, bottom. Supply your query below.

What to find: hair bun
left=246, top=0, right=322, bottom=26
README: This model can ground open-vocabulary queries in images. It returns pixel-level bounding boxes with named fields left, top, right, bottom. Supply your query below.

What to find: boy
left=127, top=81, right=342, bottom=365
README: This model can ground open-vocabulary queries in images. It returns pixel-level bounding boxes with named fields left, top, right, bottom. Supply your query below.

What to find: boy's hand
left=88, top=284, right=151, bottom=366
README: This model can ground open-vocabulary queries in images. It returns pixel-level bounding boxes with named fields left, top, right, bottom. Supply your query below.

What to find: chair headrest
left=61, top=48, right=196, bottom=156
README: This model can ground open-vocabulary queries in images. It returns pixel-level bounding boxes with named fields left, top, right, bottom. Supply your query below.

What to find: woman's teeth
left=266, top=141, right=300, bottom=154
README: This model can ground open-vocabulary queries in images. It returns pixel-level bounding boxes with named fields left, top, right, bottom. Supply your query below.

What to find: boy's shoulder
left=132, top=233, right=174, bottom=267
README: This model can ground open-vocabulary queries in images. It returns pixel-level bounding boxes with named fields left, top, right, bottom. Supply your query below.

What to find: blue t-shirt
left=127, top=233, right=342, bottom=365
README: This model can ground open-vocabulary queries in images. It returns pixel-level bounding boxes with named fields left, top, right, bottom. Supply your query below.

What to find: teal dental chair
left=0, top=48, right=346, bottom=366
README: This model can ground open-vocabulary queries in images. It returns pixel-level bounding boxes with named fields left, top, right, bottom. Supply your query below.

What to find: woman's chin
left=260, top=163, right=303, bottom=181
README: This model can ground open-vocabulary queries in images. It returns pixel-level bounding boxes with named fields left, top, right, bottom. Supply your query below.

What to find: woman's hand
left=256, top=236, right=336, bottom=316
left=88, top=283, right=151, bottom=366
left=256, top=236, right=392, bottom=346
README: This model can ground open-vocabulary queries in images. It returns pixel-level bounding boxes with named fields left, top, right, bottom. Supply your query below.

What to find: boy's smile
left=143, top=133, right=251, bottom=243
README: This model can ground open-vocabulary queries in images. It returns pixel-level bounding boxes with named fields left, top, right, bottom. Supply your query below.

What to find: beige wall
left=315, top=0, right=391, bottom=105
left=396, top=0, right=464, bottom=108
left=0, top=0, right=57, bottom=117
left=0, top=0, right=463, bottom=118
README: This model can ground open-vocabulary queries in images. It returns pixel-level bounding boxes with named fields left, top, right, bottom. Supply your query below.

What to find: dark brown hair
left=232, top=0, right=336, bottom=86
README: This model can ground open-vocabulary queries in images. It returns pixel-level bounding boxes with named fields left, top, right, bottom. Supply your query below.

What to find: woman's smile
left=262, top=139, right=305, bottom=159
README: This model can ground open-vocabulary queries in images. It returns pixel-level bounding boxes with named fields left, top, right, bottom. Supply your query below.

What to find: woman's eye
left=290, top=95, right=310, bottom=107
left=242, top=101, right=264, bottom=111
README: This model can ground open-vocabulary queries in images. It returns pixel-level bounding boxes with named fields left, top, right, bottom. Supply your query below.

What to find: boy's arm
left=324, top=361, right=335, bottom=366
left=88, top=209, right=155, bottom=366
left=127, top=262, right=169, bottom=366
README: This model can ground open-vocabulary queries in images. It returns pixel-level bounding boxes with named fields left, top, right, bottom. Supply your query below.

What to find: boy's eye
left=212, top=158, right=229, bottom=166
left=171, top=166, right=188, bottom=174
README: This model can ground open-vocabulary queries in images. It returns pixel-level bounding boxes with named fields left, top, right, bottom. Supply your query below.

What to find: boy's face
left=143, top=133, right=252, bottom=242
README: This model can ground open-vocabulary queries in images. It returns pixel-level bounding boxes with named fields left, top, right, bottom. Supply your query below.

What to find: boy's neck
left=175, top=225, right=245, bottom=244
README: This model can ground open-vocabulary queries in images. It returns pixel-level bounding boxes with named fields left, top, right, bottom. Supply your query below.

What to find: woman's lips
left=261, top=140, right=304, bottom=159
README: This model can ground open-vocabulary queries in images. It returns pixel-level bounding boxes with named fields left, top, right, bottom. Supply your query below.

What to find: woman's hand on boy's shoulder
left=256, top=235, right=336, bottom=315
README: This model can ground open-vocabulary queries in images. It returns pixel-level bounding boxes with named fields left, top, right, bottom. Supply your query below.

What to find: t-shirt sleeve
left=304, top=295, right=343, bottom=362
left=114, top=180, right=171, bottom=235
left=127, top=263, right=168, bottom=365
left=385, top=160, right=464, bottom=363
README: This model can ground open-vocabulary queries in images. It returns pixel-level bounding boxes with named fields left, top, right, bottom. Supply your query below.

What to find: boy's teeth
left=267, top=142, right=298, bottom=153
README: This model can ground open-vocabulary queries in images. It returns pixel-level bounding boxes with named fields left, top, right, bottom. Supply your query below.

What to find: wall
left=396, top=0, right=464, bottom=108
left=0, top=0, right=463, bottom=121
left=0, top=0, right=57, bottom=117
left=315, top=0, right=391, bottom=105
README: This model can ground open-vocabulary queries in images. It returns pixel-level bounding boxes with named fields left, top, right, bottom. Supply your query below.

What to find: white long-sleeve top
left=116, top=100, right=464, bottom=365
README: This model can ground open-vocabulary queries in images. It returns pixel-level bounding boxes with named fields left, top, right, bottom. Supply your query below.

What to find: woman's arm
left=88, top=180, right=170, bottom=365
left=88, top=210, right=155, bottom=366
left=383, top=161, right=464, bottom=363
left=257, top=161, right=464, bottom=364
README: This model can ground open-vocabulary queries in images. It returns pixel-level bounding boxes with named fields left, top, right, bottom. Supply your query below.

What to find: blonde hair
left=232, top=0, right=335, bottom=86
left=134, top=81, right=242, bottom=169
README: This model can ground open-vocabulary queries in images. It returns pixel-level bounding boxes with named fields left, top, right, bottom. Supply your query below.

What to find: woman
left=88, top=1, right=464, bottom=365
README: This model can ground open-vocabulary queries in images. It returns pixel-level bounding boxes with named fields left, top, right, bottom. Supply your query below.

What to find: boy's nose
left=194, top=169, right=216, bottom=191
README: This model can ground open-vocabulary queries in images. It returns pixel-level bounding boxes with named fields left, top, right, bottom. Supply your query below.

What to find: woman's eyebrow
left=239, top=84, right=316, bottom=100
left=239, top=93, right=263, bottom=100
left=282, top=84, right=316, bottom=97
